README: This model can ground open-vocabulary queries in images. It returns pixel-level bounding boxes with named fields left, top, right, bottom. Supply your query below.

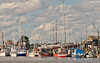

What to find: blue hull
left=17, top=54, right=26, bottom=56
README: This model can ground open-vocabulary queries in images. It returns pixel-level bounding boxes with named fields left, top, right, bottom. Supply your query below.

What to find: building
left=81, top=36, right=100, bottom=48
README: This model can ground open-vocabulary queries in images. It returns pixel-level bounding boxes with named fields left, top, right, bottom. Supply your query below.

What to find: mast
left=55, top=20, right=57, bottom=44
left=1, top=18, right=4, bottom=50
left=14, top=32, right=15, bottom=52
left=34, top=29, right=36, bottom=48
left=86, top=25, right=87, bottom=39
left=62, top=1, right=66, bottom=44
left=53, top=26, right=54, bottom=43
left=19, top=16, right=22, bottom=49
left=68, top=17, right=70, bottom=43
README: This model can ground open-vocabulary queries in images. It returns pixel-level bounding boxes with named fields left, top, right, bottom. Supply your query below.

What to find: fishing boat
left=42, top=52, right=51, bottom=57
left=41, top=48, right=51, bottom=57
left=29, top=48, right=40, bottom=57
left=53, top=47, right=68, bottom=57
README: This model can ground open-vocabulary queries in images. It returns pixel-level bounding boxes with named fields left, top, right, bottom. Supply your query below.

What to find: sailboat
left=0, top=20, right=7, bottom=57
left=17, top=16, right=26, bottom=56
left=10, top=32, right=17, bottom=57
left=53, top=1, right=68, bottom=57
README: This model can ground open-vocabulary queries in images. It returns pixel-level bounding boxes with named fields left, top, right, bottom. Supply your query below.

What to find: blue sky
left=0, top=0, right=100, bottom=44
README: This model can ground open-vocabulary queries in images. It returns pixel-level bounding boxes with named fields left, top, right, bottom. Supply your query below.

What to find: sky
left=0, top=0, right=100, bottom=44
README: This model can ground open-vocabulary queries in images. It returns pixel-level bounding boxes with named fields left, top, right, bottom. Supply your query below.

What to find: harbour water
left=0, top=57, right=100, bottom=63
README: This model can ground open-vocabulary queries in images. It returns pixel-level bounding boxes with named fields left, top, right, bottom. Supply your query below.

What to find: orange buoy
left=26, top=54, right=28, bottom=57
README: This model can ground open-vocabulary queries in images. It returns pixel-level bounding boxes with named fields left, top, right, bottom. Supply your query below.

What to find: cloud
left=1, top=0, right=100, bottom=43
left=0, top=0, right=24, bottom=3
left=31, top=0, right=100, bottom=43
left=19, top=16, right=32, bottom=24
left=43, top=0, right=69, bottom=2
left=0, top=0, right=49, bottom=15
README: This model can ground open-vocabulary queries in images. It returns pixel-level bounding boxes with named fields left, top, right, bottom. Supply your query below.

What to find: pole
left=98, top=28, right=99, bottom=51
left=62, top=1, right=66, bottom=44
left=1, top=17, right=4, bottom=50
left=19, top=16, right=22, bottom=49
left=14, top=32, right=15, bottom=52
left=86, top=25, right=87, bottom=39
left=68, top=17, right=70, bottom=43
left=53, top=26, right=55, bottom=43
left=55, top=20, right=57, bottom=44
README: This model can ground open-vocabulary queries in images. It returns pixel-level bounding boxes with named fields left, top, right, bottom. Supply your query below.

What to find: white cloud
left=32, top=0, right=100, bottom=43
left=1, top=0, right=100, bottom=43
left=0, top=0, right=48, bottom=15
left=19, top=16, right=31, bottom=24
left=0, top=0, right=24, bottom=3
left=43, top=23, right=53, bottom=31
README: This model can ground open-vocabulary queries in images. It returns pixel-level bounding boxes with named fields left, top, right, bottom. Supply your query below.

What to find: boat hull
left=17, top=52, right=26, bottom=56
left=58, top=54, right=68, bottom=57
left=53, top=53, right=68, bottom=57
left=0, top=52, right=6, bottom=57
left=53, top=53, right=58, bottom=57
left=29, top=54, right=35, bottom=57
left=17, top=54, right=26, bottom=56
left=11, top=53, right=17, bottom=57
left=42, top=53, right=51, bottom=57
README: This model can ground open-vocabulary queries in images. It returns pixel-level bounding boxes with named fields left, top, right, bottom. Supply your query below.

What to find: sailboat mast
left=53, top=26, right=54, bottom=43
left=1, top=18, right=4, bottom=50
left=86, top=25, right=87, bottom=39
left=55, top=20, right=57, bottom=44
left=14, top=32, right=15, bottom=51
left=19, top=16, right=22, bottom=49
left=68, top=17, right=70, bottom=43
left=62, top=1, right=66, bottom=44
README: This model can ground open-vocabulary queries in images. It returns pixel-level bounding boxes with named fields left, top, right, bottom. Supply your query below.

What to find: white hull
left=0, top=52, right=6, bottom=57
left=10, top=53, right=17, bottom=57
left=29, top=51, right=39, bottom=57
left=86, top=55, right=90, bottom=58
left=29, top=53, right=35, bottom=57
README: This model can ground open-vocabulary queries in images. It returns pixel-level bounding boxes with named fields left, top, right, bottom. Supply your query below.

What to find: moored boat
left=29, top=49, right=40, bottom=57
left=17, top=51, right=26, bottom=56
left=42, top=53, right=51, bottom=57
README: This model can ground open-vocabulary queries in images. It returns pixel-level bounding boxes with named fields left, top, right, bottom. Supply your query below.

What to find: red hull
left=53, top=53, right=68, bottom=57
left=42, top=53, right=51, bottom=57
left=58, top=54, right=68, bottom=57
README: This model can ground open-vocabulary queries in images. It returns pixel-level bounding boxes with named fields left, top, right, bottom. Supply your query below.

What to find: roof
left=88, top=36, right=100, bottom=40
left=81, top=36, right=100, bottom=44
